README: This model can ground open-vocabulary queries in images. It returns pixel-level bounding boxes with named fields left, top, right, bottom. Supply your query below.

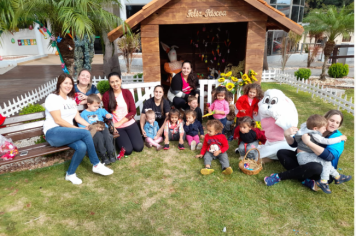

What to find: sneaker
left=335, top=174, right=352, bottom=184
left=65, top=173, right=82, bottom=185
left=264, top=173, right=281, bottom=186
left=178, top=144, right=185, bottom=150
left=163, top=144, right=169, bottom=150
left=316, top=180, right=331, bottom=194
left=100, top=155, right=111, bottom=165
left=145, top=142, right=153, bottom=148
left=201, top=168, right=214, bottom=175
left=156, top=145, right=163, bottom=151
left=92, top=163, right=114, bottom=176
left=108, top=153, right=116, bottom=164
left=235, top=148, right=239, bottom=154
left=222, top=167, right=233, bottom=175
left=196, top=143, right=203, bottom=150
left=302, top=179, right=318, bottom=191
left=191, top=140, right=197, bottom=150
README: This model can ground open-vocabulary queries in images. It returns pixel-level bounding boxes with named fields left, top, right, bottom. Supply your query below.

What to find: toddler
left=79, top=94, right=116, bottom=165
left=183, top=110, right=204, bottom=150
left=264, top=114, right=352, bottom=193
left=143, top=110, right=163, bottom=151
left=164, top=109, right=185, bottom=150
left=235, top=83, right=263, bottom=119
left=233, top=116, right=266, bottom=161
left=208, top=86, right=229, bottom=134
left=187, top=95, right=203, bottom=124
left=196, top=120, right=233, bottom=175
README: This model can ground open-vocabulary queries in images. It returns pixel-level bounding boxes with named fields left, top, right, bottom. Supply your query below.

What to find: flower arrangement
left=219, top=69, right=258, bottom=94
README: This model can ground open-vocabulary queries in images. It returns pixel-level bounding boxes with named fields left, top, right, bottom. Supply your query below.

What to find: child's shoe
left=178, top=144, right=185, bottom=150
left=302, top=179, right=318, bottom=191
left=334, top=174, right=352, bottom=184
left=264, top=173, right=281, bottom=186
left=163, top=144, right=169, bottom=150
left=316, top=180, right=331, bottom=194
left=222, top=167, right=233, bottom=175
left=100, top=154, right=111, bottom=165
left=108, top=152, right=116, bottom=164
left=235, top=148, right=240, bottom=154
left=190, top=140, right=196, bottom=150
left=145, top=142, right=152, bottom=148
left=201, top=168, right=214, bottom=175
left=196, top=143, right=203, bottom=150
left=156, top=145, right=163, bottom=151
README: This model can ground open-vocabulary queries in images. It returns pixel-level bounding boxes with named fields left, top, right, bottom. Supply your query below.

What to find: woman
left=43, top=73, right=114, bottom=185
left=167, top=60, right=200, bottom=110
left=102, top=72, right=144, bottom=155
left=264, top=110, right=348, bottom=191
left=140, top=85, right=170, bottom=138
left=75, top=69, right=102, bottom=104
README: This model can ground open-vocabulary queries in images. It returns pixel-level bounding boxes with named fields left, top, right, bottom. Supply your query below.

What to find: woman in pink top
left=167, top=61, right=200, bottom=110
left=208, top=86, right=230, bottom=134
left=102, top=72, right=144, bottom=155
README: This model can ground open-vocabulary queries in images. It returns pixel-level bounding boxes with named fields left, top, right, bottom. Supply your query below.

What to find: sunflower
left=231, top=76, right=238, bottom=82
left=218, top=77, right=225, bottom=83
left=225, top=71, right=232, bottom=77
left=220, top=73, right=226, bottom=77
left=250, top=69, right=257, bottom=76
left=251, top=75, right=257, bottom=81
left=226, top=82, right=235, bottom=91
left=239, top=82, right=244, bottom=86
left=242, top=74, right=249, bottom=81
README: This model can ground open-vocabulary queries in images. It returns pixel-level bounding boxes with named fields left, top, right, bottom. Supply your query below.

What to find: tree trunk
left=320, top=40, right=335, bottom=81
left=102, top=30, right=121, bottom=77
left=56, top=32, right=75, bottom=75
left=263, top=42, right=268, bottom=71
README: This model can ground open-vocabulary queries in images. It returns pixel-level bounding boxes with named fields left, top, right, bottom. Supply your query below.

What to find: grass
left=0, top=83, right=354, bottom=235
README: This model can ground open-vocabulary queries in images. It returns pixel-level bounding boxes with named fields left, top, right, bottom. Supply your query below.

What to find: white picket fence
left=0, top=74, right=144, bottom=117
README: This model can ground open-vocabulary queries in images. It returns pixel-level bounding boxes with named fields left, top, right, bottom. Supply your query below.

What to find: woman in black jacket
left=167, top=60, right=200, bottom=110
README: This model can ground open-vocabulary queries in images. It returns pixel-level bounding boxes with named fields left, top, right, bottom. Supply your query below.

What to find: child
left=264, top=114, right=351, bottom=193
left=143, top=110, right=163, bottom=151
left=196, top=120, right=233, bottom=175
left=79, top=94, right=116, bottom=165
left=235, top=83, right=264, bottom=119
left=233, top=116, right=266, bottom=161
left=208, top=86, right=229, bottom=134
left=164, top=109, right=185, bottom=150
left=225, top=91, right=235, bottom=138
left=187, top=95, right=203, bottom=124
left=183, top=110, right=204, bottom=150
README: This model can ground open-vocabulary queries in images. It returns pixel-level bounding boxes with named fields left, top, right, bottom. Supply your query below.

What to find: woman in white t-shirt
left=43, top=73, right=114, bottom=185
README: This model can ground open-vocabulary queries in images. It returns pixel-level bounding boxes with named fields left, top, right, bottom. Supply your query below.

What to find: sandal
left=335, top=174, right=352, bottom=185
left=316, top=180, right=331, bottom=194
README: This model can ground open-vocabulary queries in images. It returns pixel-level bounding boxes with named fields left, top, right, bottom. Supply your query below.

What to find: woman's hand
left=142, top=129, right=147, bottom=138
left=79, top=94, right=87, bottom=101
left=284, top=127, right=298, bottom=137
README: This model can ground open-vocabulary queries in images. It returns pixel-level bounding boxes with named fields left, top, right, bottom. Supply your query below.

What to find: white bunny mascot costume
left=254, top=89, right=298, bottom=160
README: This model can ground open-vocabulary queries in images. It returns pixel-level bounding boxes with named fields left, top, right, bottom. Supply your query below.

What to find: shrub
left=328, top=63, right=349, bottom=78
left=294, top=68, right=312, bottom=80
left=19, top=103, right=45, bottom=116
left=97, top=80, right=110, bottom=94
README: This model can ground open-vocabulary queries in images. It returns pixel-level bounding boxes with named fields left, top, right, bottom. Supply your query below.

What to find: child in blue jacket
left=184, top=110, right=204, bottom=150
left=144, top=110, right=163, bottom=150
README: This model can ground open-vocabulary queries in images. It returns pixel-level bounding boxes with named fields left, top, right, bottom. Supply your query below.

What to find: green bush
left=19, top=103, right=45, bottom=116
left=97, top=80, right=110, bottom=94
left=137, top=73, right=143, bottom=79
left=328, top=63, right=349, bottom=78
left=294, top=68, right=312, bottom=80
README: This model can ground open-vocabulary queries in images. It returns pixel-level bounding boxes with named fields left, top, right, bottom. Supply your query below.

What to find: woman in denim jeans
left=43, top=73, right=114, bottom=185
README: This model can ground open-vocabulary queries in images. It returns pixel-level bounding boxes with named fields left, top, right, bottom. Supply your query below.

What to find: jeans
left=46, top=127, right=100, bottom=175
left=219, top=117, right=227, bottom=134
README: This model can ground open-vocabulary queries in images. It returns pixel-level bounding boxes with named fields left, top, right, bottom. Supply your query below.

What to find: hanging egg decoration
left=217, top=45, right=220, bottom=49
left=205, top=43, right=208, bottom=47
left=195, top=44, right=198, bottom=48
left=50, top=36, right=56, bottom=41
left=210, top=60, right=213, bottom=63
left=55, top=51, right=59, bottom=55
left=222, top=59, right=225, bottom=63
left=29, top=25, right=33, bottom=30
left=214, top=57, right=216, bottom=60
left=63, top=68, right=69, bottom=74
left=51, top=41, right=56, bottom=47
left=68, top=45, right=73, bottom=51
left=203, top=27, right=206, bottom=32
left=227, top=49, right=230, bottom=53
left=61, top=63, right=65, bottom=69
left=205, top=60, right=208, bottom=63
left=11, top=38, right=15, bottom=44
left=217, top=62, right=220, bottom=66
left=43, top=27, right=47, bottom=32
left=57, top=36, right=62, bottom=43
left=199, top=54, right=201, bottom=57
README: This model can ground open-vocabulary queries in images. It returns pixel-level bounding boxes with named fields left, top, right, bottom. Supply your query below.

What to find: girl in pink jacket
left=208, top=86, right=230, bottom=134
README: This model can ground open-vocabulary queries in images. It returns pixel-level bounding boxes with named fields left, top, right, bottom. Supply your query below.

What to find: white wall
left=0, top=27, right=56, bottom=56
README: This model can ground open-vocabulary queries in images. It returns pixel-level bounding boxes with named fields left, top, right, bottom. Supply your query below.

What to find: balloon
left=57, top=36, right=62, bottom=43
left=62, top=68, right=69, bottom=74
left=29, top=25, right=33, bottom=30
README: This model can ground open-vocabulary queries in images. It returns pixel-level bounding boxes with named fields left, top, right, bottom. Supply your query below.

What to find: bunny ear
left=171, top=45, right=179, bottom=49
left=160, top=42, right=170, bottom=53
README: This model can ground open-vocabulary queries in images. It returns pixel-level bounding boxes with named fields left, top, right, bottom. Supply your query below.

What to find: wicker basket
left=238, top=148, right=262, bottom=175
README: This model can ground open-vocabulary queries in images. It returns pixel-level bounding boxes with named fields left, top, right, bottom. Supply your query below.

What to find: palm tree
left=18, top=0, right=129, bottom=75
left=304, top=6, right=354, bottom=80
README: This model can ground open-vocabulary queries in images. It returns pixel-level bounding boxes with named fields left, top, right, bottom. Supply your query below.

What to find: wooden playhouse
left=108, top=0, right=303, bottom=84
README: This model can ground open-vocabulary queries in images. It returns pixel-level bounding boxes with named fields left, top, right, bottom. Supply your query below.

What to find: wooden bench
left=0, top=106, right=119, bottom=167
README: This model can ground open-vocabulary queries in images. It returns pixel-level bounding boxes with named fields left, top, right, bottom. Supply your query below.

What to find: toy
left=160, top=42, right=184, bottom=83
left=209, top=144, right=220, bottom=153
left=254, top=89, right=298, bottom=160
left=202, top=111, right=215, bottom=118
left=38, top=28, right=47, bottom=39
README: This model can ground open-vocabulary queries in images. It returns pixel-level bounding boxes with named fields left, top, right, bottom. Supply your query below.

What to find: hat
left=0, top=114, right=5, bottom=126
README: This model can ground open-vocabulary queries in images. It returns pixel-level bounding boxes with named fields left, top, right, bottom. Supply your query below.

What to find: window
left=126, top=5, right=144, bottom=19
left=298, top=7, right=304, bottom=22
left=293, top=0, right=300, bottom=4
left=277, top=5, right=291, bottom=17
left=291, top=6, right=299, bottom=22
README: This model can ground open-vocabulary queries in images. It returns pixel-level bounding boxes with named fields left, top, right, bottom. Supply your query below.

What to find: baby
left=143, top=110, right=163, bottom=151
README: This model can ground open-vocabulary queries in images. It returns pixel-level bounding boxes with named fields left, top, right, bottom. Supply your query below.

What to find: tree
left=304, top=6, right=354, bottom=80
left=19, top=0, right=128, bottom=76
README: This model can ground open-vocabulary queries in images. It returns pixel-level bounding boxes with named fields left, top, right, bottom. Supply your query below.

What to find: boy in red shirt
left=196, top=120, right=233, bottom=175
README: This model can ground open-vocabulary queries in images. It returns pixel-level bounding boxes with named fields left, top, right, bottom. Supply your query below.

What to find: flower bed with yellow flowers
left=218, top=70, right=258, bottom=95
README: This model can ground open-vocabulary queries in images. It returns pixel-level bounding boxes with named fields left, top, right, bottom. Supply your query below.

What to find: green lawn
left=0, top=83, right=353, bottom=235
